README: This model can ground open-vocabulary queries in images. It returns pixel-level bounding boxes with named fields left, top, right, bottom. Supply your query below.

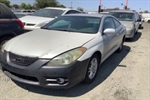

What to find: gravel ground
left=0, top=23, right=150, bottom=100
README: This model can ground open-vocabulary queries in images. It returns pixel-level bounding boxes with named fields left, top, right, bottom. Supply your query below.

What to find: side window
left=65, top=10, right=73, bottom=14
left=103, top=17, right=115, bottom=31
left=72, top=10, right=81, bottom=14
left=27, top=11, right=32, bottom=13
left=113, top=18, right=121, bottom=28
left=23, top=11, right=27, bottom=13
left=66, top=10, right=81, bottom=14
left=0, top=6, right=13, bottom=19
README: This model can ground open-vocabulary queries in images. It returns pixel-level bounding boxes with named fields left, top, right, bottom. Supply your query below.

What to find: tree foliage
left=25, top=4, right=32, bottom=9
left=77, top=7, right=83, bottom=11
left=0, top=0, right=10, bottom=7
left=20, top=3, right=32, bottom=9
left=12, top=4, right=19, bottom=9
left=57, top=4, right=66, bottom=8
left=35, top=0, right=58, bottom=9
left=20, top=3, right=26, bottom=9
left=144, top=10, right=149, bottom=13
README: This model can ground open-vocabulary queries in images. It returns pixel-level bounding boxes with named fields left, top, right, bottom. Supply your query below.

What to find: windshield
left=110, top=12, right=135, bottom=21
left=31, top=9, right=65, bottom=18
left=42, top=16, right=101, bottom=34
left=15, top=14, right=26, bottom=18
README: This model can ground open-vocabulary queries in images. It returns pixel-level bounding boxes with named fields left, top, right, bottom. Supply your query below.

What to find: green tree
left=144, top=10, right=149, bottom=13
left=12, top=4, right=19, bottom=9
left=35, top=0, right=59, bottom=9
left=77, top=7, right=83, bottom=12
left=114, top=7, right=119, bottom=10
left=57, top=4, right=66, bottom=8
left=0, top=0, right=10, bottom=7
left=20, top=3, right=26, bottom=9
left=25, top=4, right=32, bottom=9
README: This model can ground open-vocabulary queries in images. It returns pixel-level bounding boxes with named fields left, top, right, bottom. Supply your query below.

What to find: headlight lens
left=47, top=47, right=87, bottom=66
left=126, top=24, right=134, bottom=28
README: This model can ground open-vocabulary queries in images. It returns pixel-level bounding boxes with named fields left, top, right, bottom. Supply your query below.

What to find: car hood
left=120, top=21, right=134, bottom=26
left=19, top=15, right=54, bottom=24
left=5, top=29, right=96, bottom=59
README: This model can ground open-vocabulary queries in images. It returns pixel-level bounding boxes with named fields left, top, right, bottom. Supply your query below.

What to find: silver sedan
left=1, top=14, right=126, bottom=89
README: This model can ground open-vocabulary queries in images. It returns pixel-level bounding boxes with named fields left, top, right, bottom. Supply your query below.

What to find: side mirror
left=103, top=28, right=116, bottom=34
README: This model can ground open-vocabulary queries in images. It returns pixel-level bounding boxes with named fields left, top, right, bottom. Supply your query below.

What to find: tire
left=116, top=38, right=124, bottom=53
left=0, top=37, right=12, bottom=49
left=84, top=54, right=100, bottom=84
left=135, top=28, right=138, bottom=34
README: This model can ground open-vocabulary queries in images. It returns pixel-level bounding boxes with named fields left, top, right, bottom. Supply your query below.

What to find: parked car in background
left=109, top=10, right=141, bottom=39
left=138, top=14, right=144, bottom=28
left=14, top=12, right=30, bottom=18
left=13, top=9, right=36, bottom=18
left=19, top=7, right=82, bottom=30
left=1, top=14, right=126, bottom=89
left=141, top=13, right=150, bottom=22
left=13, top=9, right=35, bottom=14
left=0, top=3, right=24, bottom=48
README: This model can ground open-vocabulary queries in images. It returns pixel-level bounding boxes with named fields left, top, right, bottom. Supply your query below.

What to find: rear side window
left=66, top=10, right=81, bottom=14
left=113, top=18, right=121, bottom=28
left=0, top=4, right=16, bottom=19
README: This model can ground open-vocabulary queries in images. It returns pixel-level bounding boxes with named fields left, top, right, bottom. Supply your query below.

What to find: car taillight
left=16, top=19, right=24, bottom=28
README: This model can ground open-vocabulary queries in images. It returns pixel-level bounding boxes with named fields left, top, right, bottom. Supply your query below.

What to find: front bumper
left=1, top=51, right=90, bottom=89
left=125, top=28, right=135, bottom=38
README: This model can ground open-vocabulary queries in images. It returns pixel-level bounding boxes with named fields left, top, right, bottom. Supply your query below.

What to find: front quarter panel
left=78, top=33, right=104, bottom=63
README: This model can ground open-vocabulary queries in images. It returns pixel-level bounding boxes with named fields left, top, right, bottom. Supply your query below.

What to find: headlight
left=47, top=47, right=87, bottom=66
left=35, top=22, right=48, bottom=27
left=126, top=24, right=134, bottom=28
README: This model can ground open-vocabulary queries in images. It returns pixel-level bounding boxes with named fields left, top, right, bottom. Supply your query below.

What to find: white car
left=20, top=7, right=82, bottom=30
left=1, top=14, right=126, bottom=89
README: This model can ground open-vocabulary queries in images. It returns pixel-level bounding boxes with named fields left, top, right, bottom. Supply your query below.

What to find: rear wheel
left=84, top=54, right=100, bottom=84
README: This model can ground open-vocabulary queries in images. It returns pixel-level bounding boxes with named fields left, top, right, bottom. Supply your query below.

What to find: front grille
left=9, top=52, right=38, bottom=66
left=3, top=68, right=38, bottom=82
left=26, top=23, right=35, bottom=26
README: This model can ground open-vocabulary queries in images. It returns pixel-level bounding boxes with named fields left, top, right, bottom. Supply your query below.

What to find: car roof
left=63, top=13, right=111, bottom=18
left=44, top=7, right=71, bottom=11
left=109, top=10, right=136, bottom=13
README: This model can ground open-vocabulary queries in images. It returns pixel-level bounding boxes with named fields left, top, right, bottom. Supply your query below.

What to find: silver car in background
left=1, top=14, right=126, bottom=89
left=109, top=10, right=141, bottom=39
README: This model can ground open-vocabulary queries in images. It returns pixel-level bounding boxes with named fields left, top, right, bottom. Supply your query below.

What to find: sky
left=9, top=0, right=150, bottom=12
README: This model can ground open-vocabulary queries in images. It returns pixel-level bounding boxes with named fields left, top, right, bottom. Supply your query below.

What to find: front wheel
left=84, top=54, right=100, bottom=84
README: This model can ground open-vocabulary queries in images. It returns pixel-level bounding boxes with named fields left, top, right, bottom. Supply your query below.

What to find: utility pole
left=124, top=0, right=128, bottom=10
left=71, top=1, right=72, bottom=9
left=98, top=0, right=102, bottom=13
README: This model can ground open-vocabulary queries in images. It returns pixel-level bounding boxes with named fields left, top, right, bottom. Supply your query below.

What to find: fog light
left=57, top=78, right=65, bottom=84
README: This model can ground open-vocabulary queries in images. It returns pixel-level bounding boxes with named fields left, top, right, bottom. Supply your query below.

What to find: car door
left=112, top=18, right=124, bottom=47
left=102, top=17, right=116, bottom=59
left=134, top=12, right=140, bottom=31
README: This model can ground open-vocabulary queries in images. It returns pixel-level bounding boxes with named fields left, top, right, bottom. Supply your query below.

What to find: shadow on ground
left=14, top=46, right=131, bottom=97
left=125, top=32, right=142, bottom=42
